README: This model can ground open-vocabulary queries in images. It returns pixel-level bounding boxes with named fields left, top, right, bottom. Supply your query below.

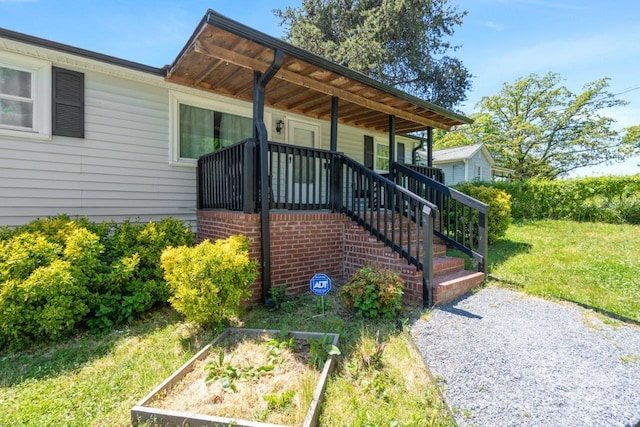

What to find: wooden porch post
left=330, top=96, right=338, bottom=152
left=253, top=49, right=283, bottom=308
left=426, top=126, right=433, bottom=167
left=330, top=96, right=342, bottom=211
left=388, top=115, right=395, bottom=167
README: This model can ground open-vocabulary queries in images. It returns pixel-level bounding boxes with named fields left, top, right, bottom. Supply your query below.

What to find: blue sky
left=1, top=0, right=638, bottom=176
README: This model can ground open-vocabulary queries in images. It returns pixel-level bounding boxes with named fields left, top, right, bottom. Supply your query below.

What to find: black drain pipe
left=253, top=49, right=283, bottom=308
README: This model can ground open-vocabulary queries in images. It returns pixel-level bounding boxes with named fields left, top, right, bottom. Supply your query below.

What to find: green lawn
left=2, top=219, right=637, bottom=426
left=0, top=295, right=452, bottom=426
left=487, top=220, right=640, bottom=322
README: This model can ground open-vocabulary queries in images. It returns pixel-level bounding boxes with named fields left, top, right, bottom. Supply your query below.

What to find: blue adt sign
left=310, top=274, right=332, bottom=296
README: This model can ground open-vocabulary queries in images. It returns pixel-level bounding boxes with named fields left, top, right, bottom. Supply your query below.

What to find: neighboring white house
left=417, top=143, right=512, bottom=186
left=0, top=20, right=445, bottom=228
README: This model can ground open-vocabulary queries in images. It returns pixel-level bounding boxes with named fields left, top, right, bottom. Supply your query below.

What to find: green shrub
left=339, top=266, right=404, bottom=319
left=132, top=218, right=195, bottom=282
left=0, top=215, right=195, bottom=344
left=452, top=183, right=512, bottom=245
left=0, top=232, right=62, bottom=281
left=617, top=198, right=640, bottom=224
left=161, top=235, right=258, bottom=325
left=85, top=217, right=193, bottom=332
left=63, top=226, right=106, bottom=291
left=490, top=175, right=640, bottom=224
left=0, top=260, right=89, bottom=348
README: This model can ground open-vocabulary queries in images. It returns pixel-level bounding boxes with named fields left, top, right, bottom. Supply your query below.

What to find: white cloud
left=484, top=21, right=504, bottom=31
left=569, top=156, right=640, bottom=178
left=469, top=24, right=640, bottom=99
left=602, top=104, right=640, bottom=130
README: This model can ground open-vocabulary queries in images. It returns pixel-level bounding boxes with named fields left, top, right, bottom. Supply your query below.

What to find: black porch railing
left=340, top=156, right=437, bottom=275
left=197, top=139, right=256, bottom=212
left=402, top=163, right=445, bottom=184
left=266, top=141, right=337, bottom=210
left=391, top=162, right=488, bottom=273
left=197, top=139, right=440, bottom=305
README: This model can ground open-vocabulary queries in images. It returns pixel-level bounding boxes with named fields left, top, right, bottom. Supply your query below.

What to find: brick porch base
left=197, top=210, right=425, bottom=306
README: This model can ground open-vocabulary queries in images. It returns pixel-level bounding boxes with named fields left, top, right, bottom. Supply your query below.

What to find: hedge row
left=451, top=183, right=512, bottom=245
left=0, top=215, right=193, bottom=349
left=486, top=176, right=640, bottom=224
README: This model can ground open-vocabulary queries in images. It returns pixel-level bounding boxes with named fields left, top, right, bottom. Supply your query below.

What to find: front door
left=288, top=119, right=321, bottom=204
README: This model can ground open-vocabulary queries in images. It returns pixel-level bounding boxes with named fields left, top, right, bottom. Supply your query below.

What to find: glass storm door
left=288, top=120, right=320, bottom=204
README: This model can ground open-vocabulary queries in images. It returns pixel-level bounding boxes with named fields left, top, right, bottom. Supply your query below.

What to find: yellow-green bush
left=339, top=266, right=404, bottom=319
left=0, top=232, right=62, bottom=281
left=0, top=260, right=90, bottom=348
left=0, top=215, right=194, bottom=348
left=161, top=235, right=258, bottom=325
left=452, top=183, right=512, bottom=245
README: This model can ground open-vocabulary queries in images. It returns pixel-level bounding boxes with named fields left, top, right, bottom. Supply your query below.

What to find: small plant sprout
left=309, top=334, right=341, bottom=369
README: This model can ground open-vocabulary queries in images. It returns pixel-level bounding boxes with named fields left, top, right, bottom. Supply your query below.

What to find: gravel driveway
left=411, top=287, right=640, bottom=427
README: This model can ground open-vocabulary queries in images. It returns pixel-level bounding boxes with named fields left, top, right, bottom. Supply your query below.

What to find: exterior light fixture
left=275, top=119, right=284, bottom=134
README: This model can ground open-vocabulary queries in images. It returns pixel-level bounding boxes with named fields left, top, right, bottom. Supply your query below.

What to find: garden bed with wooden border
left=131, top=328, right=340, bottom=427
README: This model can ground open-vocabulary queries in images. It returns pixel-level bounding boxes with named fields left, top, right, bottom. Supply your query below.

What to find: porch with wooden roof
left=165, top=10, right=486, bottom=308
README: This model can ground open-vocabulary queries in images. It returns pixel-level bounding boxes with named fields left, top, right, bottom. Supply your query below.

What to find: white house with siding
left=0, top=8, right=489, bottom=317
left=417, top=143, right=511, bottom=186
left=0, top=26, right=418, bottom=228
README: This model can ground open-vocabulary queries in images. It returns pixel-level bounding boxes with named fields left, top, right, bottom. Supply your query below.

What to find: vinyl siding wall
left=268, top=110, right=412, bottom=168
left=436, top=151, right=492, bottom=186
left=0, top=63, right=196, bottom=227
left=467, top=150, right=492, bottom=182
left=438, top=163, right=465, bottom=186
left=0, top=41, right=413, bottom=228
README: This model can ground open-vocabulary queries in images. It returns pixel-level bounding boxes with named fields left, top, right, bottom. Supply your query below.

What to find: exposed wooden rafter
left=166, top=20, right=471, bottom=134
left=190, top=39, right=452, bottom=131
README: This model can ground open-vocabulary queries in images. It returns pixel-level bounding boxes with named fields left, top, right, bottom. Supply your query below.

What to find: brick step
left=433, top=256, right=465, bottom=277
left=345, top=217, right=480, bottom=307
left=402, top=242, right=447, bottom=258
left=432, top=270, right=485, bottom=306
left=359, top=231, right=447, bottom=260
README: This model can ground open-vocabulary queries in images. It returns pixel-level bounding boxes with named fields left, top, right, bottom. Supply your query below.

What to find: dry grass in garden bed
left=147, top=330, right=323, bottom=425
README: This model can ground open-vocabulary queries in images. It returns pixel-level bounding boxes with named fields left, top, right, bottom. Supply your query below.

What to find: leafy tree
left=445, top=72, right=638, bottom=180
left=622, top=125, right=640, bottom=149
left=274, top=0, right=471, bottom=109
left=431, top=127, right=471, bottom=150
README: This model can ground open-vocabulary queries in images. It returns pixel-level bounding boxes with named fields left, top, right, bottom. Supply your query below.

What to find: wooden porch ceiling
left=166, top=10, right=472, bottom=134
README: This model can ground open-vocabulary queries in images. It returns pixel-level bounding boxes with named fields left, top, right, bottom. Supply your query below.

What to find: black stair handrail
left=391, top=162, right=488, bottom=273
left=340, top=154, right=438, bottom=305
left=401, top=163, right=445, bottom=184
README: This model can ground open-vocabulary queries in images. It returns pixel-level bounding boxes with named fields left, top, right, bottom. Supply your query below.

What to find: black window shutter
left=397, top=142, right=406, bottom=164
left=52, top=67, right=84, bottom=138
left=364, top=135, right=374, bottom=169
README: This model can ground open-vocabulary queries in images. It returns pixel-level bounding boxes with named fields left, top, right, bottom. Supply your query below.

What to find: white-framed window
left=169, top=91, right=263, bottom=166
left=375, top=142, right=389, bottom=172
left=0, top=52, right=51, bottom=139
left=475, top=165, right=483, bottom=181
